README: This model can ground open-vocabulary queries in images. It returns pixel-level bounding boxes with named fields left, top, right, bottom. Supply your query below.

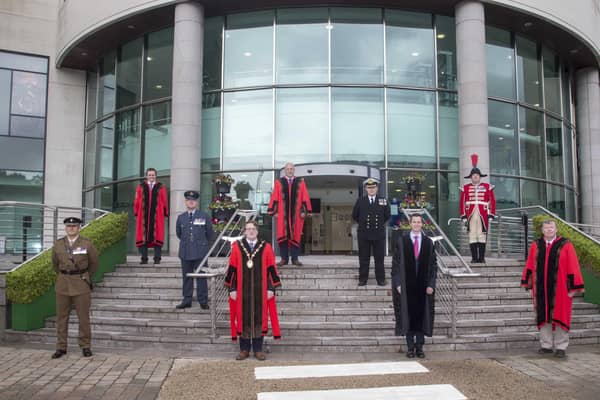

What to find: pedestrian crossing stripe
left=257, top=384, right=467, bottom=400
left=255, top=361, right=428, bottom=380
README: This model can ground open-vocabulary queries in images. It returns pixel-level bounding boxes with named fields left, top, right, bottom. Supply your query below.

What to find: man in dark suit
left=51, top=217, right=99, bottom=359
left=352, top=178, right=391, bottom=286
left=391, top=213, right=437, bottom=358
left=175, top=190, right=214, bottom=309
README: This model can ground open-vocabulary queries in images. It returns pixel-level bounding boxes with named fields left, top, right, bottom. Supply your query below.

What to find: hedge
left=532, top=214, right=600, bottom=277
left=6, top=212, right=128, bottom=304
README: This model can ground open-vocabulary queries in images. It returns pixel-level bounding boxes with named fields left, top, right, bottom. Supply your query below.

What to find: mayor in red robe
left=133, top=168, right=168, bottom=264
left=224, top=220, right=281, bottom=361
left=521, top=219, right=584, bottom=357
left=267, top=162, right=311, bottom=266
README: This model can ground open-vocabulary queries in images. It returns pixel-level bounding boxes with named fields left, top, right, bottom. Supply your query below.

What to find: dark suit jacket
left=352, top=195, right=391, bottom=240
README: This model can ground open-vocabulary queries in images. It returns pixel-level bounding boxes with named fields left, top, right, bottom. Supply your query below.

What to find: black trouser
left=240, top=337, right=264, bottom=353
left=279, top=242, right=300, bottom=261
left=406, top=331, right=425, bottom=351
left=140, top=245, right=162, bottom=262
left=181, top=259, right=208, bottom=305
left=358, top=237, right=385, bottom=283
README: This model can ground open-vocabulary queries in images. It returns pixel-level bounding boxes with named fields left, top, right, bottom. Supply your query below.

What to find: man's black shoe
left=82, top=348, right=93, bottom=357
left=51, top=349, right=66, bottom=359
left=537, top=347, right=554, bottom=354
left=358, top=280, right=367, bottom=286
left=377, top=280, right=387, bottom=286
left=416, top=349, right=425, bottom=358
left=200, top=303, right=209, bottom=310
left=153, top=259, right=161, bottom=265
left=555, top=349, right=566, bottom=358
left=176, top=303, right=191, bottom=309
left=406, top=350, right=416, bottom=358
left=140, top=258, right=148, bottom=265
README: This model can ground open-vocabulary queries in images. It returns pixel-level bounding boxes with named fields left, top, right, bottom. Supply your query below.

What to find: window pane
left=275, top=87, right=328, bottom=165
left=438, top=172, right=460, bottom=242
left=486, top=26, right=515, bottom=99
left=204, top=17, right=223, bottom=91
left=385, top=10, right=434, bottom=87
left=224, top=11, right=274, bottom=88
left=223, top=90, right=273, bottom=169
left=439, top=92, right=459, bottom=170
left=563, top=124, right=574, bottom=186
left=98, top=51, right=116, bottom=116
left=97, top=118, right=114, bottom=183
left=388, top=170, right=437, bottom=223
left=545, top=116, right=563, bottom=183
left=331, top=8, right=383, bottom=84
left=0, top=70, right=10, bottom=134
left=144, top=28, right=173, bottom=101
left=116, top=110, right=141, bottom=179
left=11, top=71, right=46, bottom=116
left=516, top=35, right=542, bottom=106
left=436, top=15, right=456, bottom=90
left=116, top=38, right=143, bottom=108
left=387, top=89, right=435, bottom=168
left=143, top=102, right=171, bottom=175
left=542, top=47, right=560, bottom=114
left=95, top=185, right=113, bottom=211
left=521, top=178, right=546, bottom=207
left=202, top=93, right=221, bottom=171
left=562, top=66, right=572, bottom=121
left=86, top=70, right=98, bottom=124
left=332, top=87, right=383, bottom=165
left=276, top=8, right=328, bottom=84
left=488, top=101, right=518, bottom=175
left=0, top=136, right=44, bottom=170
left=565, top=189, right=575, bottom=222
left=0, top=51, right=47, bottom=73
left=491, top=176, right=519, bottom=209
left=84, top=127, right=97, bottom=189
left=114, top=180, right=143, bottom=253
left=10, top=115, right=45, bottom=138
left=0, top=170, right=43, bottom=202
left=547, top=183, right=565, bottom=218
left=519, top=107, right=545, bottom=178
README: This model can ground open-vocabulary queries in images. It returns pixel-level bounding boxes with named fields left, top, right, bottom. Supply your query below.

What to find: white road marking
left=255, top=361, right=428, bottom=380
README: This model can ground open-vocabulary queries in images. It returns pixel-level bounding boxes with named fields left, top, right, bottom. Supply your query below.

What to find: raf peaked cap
left=184, top=190, right=200, bottom=200
left=63, top=217, right=82, bottom=225
left=363, top=177, right=380, bottom=187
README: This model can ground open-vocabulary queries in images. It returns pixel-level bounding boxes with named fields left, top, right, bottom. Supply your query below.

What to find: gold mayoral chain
left=240, top=240, right=265, bottom=269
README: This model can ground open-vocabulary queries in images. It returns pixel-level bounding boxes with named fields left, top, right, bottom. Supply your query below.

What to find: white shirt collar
left=411, top=232, right=421, bottom=240
left=67, top=236, right=79, bottom=245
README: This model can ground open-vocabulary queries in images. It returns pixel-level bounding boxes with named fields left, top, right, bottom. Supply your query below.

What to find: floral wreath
left=212, top=174, right=234, bottom=184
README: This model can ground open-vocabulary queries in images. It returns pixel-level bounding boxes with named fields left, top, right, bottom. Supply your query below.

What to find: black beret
left=63, top=217, right=82, bottom=225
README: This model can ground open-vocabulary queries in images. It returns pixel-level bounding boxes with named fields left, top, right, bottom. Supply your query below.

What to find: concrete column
left=455, top=1, right=490, bottom=179
left=169, top=2, right=204, bottom=254
left=576, top=67, right=600, bottom=226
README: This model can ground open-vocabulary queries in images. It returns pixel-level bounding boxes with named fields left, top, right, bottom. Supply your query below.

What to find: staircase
left=5, top=255, right=600, bottom=353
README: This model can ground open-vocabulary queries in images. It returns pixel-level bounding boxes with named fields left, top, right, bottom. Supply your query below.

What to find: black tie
left=370, top=197, right=374, bottom=205
left=189, top=212, right=193, bottom=222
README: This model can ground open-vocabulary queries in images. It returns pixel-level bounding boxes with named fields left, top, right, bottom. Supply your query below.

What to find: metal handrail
left=187, top=209, right=258, bottom=338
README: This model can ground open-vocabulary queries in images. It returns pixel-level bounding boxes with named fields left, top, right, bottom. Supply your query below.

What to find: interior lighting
left=127, top=24, right=136, bottom=29
left=411, top=52, right=420, bottom=57
left=504, top=124, right=511, bottom=128
left=147, top=56, right=153, bottom=61
left=436, top=33, right=445, bottom=39
left=243, top=51, right=252, bottom=57
left=523, top=22, right=533, bottom=28
left=155, top=85, right=163, bottom=89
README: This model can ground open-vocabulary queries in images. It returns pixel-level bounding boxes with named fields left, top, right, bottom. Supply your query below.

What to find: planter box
left=11, top=239, right=126, bottom=331
left=582, top=268, right=600, bottom=306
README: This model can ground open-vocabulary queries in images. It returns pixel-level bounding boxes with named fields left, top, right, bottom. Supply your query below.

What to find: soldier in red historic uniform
left=133, top=168, right=169, bottom=264
left=267, top=162, right=312, bottom=266
left=521, top=219, right=585, bottom=358
left=459, top=154, right=496, bottom=263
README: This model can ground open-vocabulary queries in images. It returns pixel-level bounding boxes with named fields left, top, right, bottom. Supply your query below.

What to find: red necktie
left=413, top=236, right=419, bottom=259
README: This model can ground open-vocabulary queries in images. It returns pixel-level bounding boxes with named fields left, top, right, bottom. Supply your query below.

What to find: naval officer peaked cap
left=184, top=190, right=200, bottom=200
left=363, top=177, right=380, bottom=187
left=63, top=217, right=82, bottom=225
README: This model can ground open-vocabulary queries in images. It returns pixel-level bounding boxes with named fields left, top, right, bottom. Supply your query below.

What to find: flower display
left=212, top=174, right=234, bottom=184
left=209, top=195, right=239, bottom=210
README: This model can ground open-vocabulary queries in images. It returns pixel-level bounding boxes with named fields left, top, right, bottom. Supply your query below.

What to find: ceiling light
left=325, top=24, right=333, bottom=30
left=498, top=137, right=504, bottom=141
left=504, top=124, right=511, bottom=128
left=127, top=24, right=135, bottom=29
left=428, top=185, right=436, bottom=189
left=436, top=33, right=445, bottom=39
left=155, top=85, right=163, bottom=89
left=146, top=56, right=153, bottom=61
left=523, top=22, right=533, bottom=28
left=81, top=52, right=88, bottom=56
left=411, top=52, right=420, bottom=57
left=534, top=80, right=539, bottom=85
left=243, top=51, right=252, bottom=57
left=534, top=103, right=540, bottom=107
left=570, top=48, right=579, bottom=54
left=388, top=180, right=395, bottom=184
left=395, top=189, right=402, bottom=192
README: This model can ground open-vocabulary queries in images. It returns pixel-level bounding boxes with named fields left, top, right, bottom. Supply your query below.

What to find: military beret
left=184, top=190, right=200, bottom=200
left=364, top=177, right=379, bottom=187
left=63, top=217, right=82, bottom=225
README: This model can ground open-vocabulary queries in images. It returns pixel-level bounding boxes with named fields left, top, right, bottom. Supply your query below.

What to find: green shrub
left=6, top=212, right=128, bottom=304
left=532, top=214, right=600, bottom=277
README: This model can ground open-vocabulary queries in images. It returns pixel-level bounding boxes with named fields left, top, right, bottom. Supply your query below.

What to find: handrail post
left=451, top=276, right=458, bottom=339
left=521, top=211, right=528, bottom=260
left=210, top=275, right=216, bottom=339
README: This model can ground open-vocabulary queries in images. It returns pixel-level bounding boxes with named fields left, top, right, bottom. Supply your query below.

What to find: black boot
left=478, top=242, right=486, bottom=263
left=469, top=243, right=477, bottom=263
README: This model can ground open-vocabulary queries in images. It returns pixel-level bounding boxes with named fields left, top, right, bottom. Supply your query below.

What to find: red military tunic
left=521, top=237, right=585, bottom=332
left=268, top=177, right=312, bottom=247
left=133, top=182, right=168, bottom=248
left=224, top=240, right=282, bottom=341
left=459, top=182, right=496, bottom=232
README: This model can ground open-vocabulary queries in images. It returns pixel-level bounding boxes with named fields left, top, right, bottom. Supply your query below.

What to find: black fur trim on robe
left=535, top=237, right=567, bottom=327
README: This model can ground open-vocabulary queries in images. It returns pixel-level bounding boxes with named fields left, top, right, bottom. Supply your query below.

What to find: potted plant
left=213, top=174, right=234, bottom=194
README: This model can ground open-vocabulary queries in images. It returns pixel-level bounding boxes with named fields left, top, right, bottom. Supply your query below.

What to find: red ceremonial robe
left=268, top=177, right=312, bottom=246
left=133, top=182, right=168, bottom=248
left=224, top=239, right=282, bottom=341
left=459, top=182, right=496, bottom=231
left=521, top=237, right=585, bottom=332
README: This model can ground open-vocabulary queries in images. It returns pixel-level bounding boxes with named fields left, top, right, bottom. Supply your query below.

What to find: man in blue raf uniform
left=175, top=190, right=214, bottom=309
left=352, top=178, right=391, bottom=286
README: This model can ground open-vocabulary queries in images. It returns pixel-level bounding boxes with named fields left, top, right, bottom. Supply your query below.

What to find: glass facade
left=81, top=8, right=580, bottom=253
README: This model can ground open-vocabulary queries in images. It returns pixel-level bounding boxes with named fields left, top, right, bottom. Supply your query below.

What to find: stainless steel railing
left=188, top=209, right=258, bottom=338
left=0, top=202, right=109, bottom=272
